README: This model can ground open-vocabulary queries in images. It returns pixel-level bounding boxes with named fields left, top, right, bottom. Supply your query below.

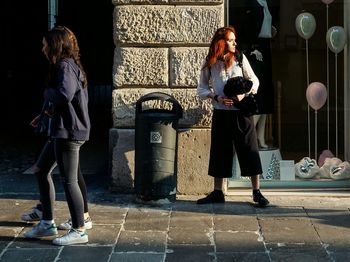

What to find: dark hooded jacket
left=45, top=58, right=90, bottom=141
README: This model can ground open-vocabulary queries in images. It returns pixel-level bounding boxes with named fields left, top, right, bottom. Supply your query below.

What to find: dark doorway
left=1, top=1, right=114, bottom=181
left=55, top=1, right=114, bottom=178
left=2, top=1, right=48, bottom=137
left=56, top=0, right=114, bottom=139
left=2, top=1, right=114, bottom=139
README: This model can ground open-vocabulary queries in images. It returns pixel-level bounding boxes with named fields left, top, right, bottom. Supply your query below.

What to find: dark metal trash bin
left=134, top=92, right=183, bottom=202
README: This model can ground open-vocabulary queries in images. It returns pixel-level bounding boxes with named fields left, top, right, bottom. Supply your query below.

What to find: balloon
left=321, top=0, right=334, bottom=4
left=326, top=26, right=347, bottom=54
left=295, top=12, right=316, bottom=40
left=306, top=82, right=327, bottom=110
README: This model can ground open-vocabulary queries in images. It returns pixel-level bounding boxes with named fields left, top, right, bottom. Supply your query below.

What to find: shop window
left=227, top=0, right=348, bottom=187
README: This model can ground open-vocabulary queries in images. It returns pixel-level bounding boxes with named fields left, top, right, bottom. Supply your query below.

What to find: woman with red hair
left=197, top=26, right=269, bottom=207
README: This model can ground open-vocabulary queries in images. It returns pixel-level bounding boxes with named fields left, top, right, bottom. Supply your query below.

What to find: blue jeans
left=54, top=139, right=85, bottom=229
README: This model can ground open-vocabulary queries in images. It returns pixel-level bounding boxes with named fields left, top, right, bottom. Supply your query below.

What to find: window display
left=227, top=0, right=349, bottom=187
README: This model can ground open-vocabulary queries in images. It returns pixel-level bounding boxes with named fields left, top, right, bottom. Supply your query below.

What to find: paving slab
left=123, top=209, right=170, bottom=231
left=168, top=229, right=211, bottom=245
left=115, top=231, right=167, bottom=252
left=88, top=209, right=127, bottom=225
left=259, top=218, right=320, bottom=243
left=214, top=214, right=258, bottom=231
left=165, top=245, right=214, bottom=262
left=2, top=134, right=350, bottom=261
left=332, top=252, right=350, bottom=261
left=215, top=231, right=265, bottom=252
left=255, top=206, right=308, bottom=219
left=0, top=248, right=59, bottom=262
left=212, top=201, right=256, bottom=215
left=269, top=251, right=331, bottom=262
left=58, top=246, right=112, bottom=262
left=110, top=253, right=164, bottom=262
left=169, top=211, right=212, bottom=231
left=86, top=224, right=121, bottom=245
left=216, top=252, right=270, bottom=262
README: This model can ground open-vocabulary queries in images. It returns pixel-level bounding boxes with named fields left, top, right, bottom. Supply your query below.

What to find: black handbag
left=234, top=93, right=259, bottom=117
left=34, top=100, right=50, bottom=136
left=34, top=114, right=49, bottom=135
left=223, top=76, right=259, bottom=117
left=224, top=76, right=253, bottom=97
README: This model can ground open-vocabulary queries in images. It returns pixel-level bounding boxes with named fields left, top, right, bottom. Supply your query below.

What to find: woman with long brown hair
left=197, top=26, right=269, bottom=207
left=24, top=26, right=91, bottom=245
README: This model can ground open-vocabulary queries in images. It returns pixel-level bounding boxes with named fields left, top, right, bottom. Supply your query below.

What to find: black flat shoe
left=253, top=190, right=269, bottom=207
left=197, top=190, right=225, bottom=204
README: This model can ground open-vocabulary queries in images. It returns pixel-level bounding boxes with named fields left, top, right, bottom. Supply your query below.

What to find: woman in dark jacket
left=24, top=26, right=91, bottom=245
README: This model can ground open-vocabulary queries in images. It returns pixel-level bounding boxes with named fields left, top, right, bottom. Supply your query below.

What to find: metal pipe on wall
left=48, top=0, right=58, bottom=30
left=344, top=0, right=350, bottom=161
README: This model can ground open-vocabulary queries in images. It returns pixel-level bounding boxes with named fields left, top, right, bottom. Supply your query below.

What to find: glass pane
left=227, top=0, right=347, bottom=186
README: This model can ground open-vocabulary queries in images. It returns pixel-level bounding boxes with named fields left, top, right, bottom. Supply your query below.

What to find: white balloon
left=326, top=26, right=347, bottom=54
left=306, top=82, right=327, bottom=110
left=321, top=0, right=334, bottom=4
left=295, top=12, right=316, bottom=40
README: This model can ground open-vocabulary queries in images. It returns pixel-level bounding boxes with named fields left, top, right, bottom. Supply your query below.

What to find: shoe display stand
left=232, top=147, right=282, bottom=180
left=229, top=147, right=350, bottom=188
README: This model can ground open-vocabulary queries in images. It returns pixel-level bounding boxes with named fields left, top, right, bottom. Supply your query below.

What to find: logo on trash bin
left=150, top=131, right=162, bottom=143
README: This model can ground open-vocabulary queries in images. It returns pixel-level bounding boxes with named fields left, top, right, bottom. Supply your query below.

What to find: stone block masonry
left=110, top=0, right=224, bottom=194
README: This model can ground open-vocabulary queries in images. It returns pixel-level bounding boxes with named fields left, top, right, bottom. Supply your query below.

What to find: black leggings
left=35, top=139, right=89, bottom=222
left=54, top=139, right=86, bottom=229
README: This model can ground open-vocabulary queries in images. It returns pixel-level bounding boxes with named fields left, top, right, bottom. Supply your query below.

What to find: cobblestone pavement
left=1, top=195, right=350, bottom=262
left=1, top=133, right=350, bottom=261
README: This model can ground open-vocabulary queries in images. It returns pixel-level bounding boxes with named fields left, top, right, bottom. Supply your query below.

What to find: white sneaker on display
left=52, top=228, right=88, bottom=246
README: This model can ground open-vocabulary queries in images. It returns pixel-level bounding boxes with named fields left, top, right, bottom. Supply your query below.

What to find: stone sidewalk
left=1, top=132, right=350, bottom=261
left=0, top=194, right=350, bottom=262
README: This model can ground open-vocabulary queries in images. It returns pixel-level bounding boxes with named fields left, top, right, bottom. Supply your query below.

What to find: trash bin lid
left=136, top=92, right=183, bottom=119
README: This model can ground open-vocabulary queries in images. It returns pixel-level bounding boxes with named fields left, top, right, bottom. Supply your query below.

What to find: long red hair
left=203, top=26, right=238, bottom=70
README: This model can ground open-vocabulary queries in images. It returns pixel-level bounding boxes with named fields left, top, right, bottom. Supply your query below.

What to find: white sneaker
left=52, top=229, right=88, bottom=245
left=21, top=207, right=42, bottom=222
left=23, top=221, right=57, bottom=238
left=58, top=217, right=93, bottom=230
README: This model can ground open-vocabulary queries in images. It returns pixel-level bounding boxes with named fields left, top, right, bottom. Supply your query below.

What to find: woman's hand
left=235, top=94, right=245, bottom=102
left=30, top=115, right=41, bottom=128
left=44, top=108, right=53, bottom=117
left=217, top=96, right=234, bottom=106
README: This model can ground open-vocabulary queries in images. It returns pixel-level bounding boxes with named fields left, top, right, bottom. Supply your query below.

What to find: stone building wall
left=110, top=0, right=224, bottom=194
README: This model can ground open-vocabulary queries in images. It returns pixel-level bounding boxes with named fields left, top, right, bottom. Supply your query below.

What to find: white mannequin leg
left=254, top=114, right=268, bottom=148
